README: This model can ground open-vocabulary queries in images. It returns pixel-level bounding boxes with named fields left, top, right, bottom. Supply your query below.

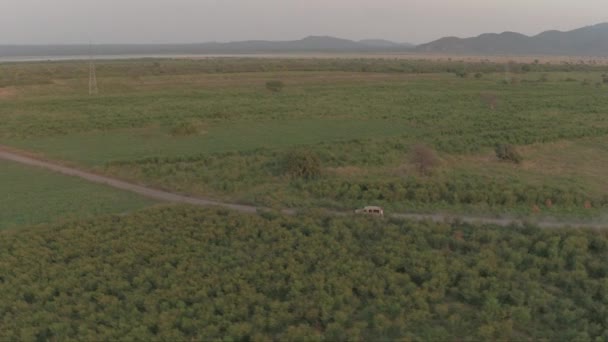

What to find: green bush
left=454, top=70, right=468, bottom=78
left=284, top=149, right=321, bottom=179
left=170, top=121, right=205, bottom=137
left=266, top=80, right=285, bottom=92
left=410, top=144, right=439, bottom=176
left=495, top=144, right=523, bottom=164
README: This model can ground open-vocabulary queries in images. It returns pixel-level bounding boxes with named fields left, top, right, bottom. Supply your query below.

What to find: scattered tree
left=495, top=144, right=523, bottom=164
left=454, top=70, right=468, bottom=78
left=410, top=144, right=439, bottom=176
left=284, top=149, right=321, bottom=179
left=170, top=120, right=205, bottom=136
left=266, top=80, right=285, bottom=92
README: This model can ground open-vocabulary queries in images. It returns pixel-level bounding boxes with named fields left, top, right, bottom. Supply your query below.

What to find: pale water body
left=2, top=53, right=605, bottom=64
left=0, top=54, right=229, bottom=63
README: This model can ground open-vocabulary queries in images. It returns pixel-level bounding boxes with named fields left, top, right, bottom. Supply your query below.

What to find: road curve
left=1, top=145, right=606, bottom=230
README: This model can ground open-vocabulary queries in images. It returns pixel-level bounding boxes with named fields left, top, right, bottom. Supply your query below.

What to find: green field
left=0, top=159, right=155, bottom=230
left=2, top=58, right=608, bottom=221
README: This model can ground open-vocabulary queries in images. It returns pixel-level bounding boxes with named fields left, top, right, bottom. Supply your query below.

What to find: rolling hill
left=0, top=37, right=414, bottom=58
left=417, top=23, right=608, bottom=56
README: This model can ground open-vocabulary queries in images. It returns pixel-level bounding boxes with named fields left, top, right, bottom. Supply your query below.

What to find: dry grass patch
left=0, top=87, right=17, bottom=99
left=446, top=138, right=608, bottom=194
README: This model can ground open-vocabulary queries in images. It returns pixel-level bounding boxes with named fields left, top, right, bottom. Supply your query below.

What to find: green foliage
left=495, top=144, right=523, bottom=164
left=169, top=120, right=205, bottom=137
left=298, top=174, right=607, bottom=210
left=0, top=206, right=607, bottom=340
left=284, top=149, right=322, bottom=179
left=454, top=70, right=468, bottom=78
left=266, top=80, right=285, bottom=92
left=410, top=144, right=439, bottom=176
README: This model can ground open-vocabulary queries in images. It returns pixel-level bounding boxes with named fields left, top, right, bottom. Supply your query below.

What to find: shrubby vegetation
left=3, top=58, right=608, bottom=87
left=265, top=80, right=285, bottom=93
left=0, top=206, right=607, bottom=340
left=299, top=175, right=608, bottom=211
left=105, top=140, right=608, bottom=213
left=3, top=58, right=608, bottom=219
left=410, top=144, right=439, bottom=176
left=495, top=144, right=523, bottom=164
left=283, top=149, right=322, bottom=180
left=169, top=120, right=205, bottom=137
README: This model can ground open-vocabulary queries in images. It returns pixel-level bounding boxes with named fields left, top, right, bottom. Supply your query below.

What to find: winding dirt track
left=1, top=145, right=606, bottom=229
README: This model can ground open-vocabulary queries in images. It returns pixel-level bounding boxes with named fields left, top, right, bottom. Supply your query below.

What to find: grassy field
left=0, top=159, right=156, bottom=230
left=1, top=58, right=608, bottom=222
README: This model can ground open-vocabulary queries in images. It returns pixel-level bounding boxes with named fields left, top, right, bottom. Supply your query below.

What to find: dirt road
left=1, top=145, right=605, bottom=229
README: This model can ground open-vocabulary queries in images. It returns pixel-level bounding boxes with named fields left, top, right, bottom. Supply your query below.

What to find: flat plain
left=2, top=57, right=608, bottom=341
left=1, top=58, right=608, bottom=221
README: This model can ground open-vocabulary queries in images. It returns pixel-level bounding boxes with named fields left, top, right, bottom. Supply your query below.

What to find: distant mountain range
left=0, top=36, right=415, bottom=58
left=417, top=23, right=608, bottom=56
left=1, top=23, right=608, bottom=58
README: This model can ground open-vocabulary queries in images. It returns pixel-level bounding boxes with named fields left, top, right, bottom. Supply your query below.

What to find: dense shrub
left=169, top=120, right=205, bottom=136
left=454, top=70, right=468, bottom=78
left=299, top=174, right=608, bottom=209
left=265, top=80, right=285, bottom=92
left=1, top=206, right=607, bottom=341
left=284, top=149, right=321, bottom=179
left=410, top=144, right=439, bottom=175
left=495, top=144, right=523, bottom=164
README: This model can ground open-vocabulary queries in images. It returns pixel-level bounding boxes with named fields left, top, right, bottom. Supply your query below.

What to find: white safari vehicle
left=355, top=206, right=384, bottom=217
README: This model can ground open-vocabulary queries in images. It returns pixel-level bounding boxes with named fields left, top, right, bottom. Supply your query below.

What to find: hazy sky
left=1, top=0, right=606, bottom=44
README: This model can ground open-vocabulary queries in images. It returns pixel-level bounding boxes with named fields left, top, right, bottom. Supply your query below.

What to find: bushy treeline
left=299, top=175, right=608, bottom=210
left=1, top=206, right=607, bottom=340
left=2, top=57, right=608, bottom=87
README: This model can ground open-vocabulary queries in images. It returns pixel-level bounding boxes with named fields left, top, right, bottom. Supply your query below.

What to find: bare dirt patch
left=0, top=87, right=17, bottom=99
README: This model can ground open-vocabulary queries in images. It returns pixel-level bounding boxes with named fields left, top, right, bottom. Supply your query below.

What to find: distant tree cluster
left=0, top=206, right=607, bottom=341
